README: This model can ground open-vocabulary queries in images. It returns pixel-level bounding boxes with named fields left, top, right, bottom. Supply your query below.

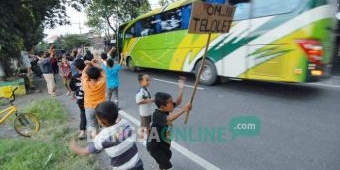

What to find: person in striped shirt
left=69, top=101, right=144, bottom=170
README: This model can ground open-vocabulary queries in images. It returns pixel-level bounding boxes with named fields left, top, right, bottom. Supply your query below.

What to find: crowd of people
left=31, top=45, right=192, bottom=170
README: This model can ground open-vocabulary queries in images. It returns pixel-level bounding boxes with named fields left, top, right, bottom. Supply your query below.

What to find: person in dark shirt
left=69, top=59, right=86, bottom=139
left=147, top=77, right=192, bottom=170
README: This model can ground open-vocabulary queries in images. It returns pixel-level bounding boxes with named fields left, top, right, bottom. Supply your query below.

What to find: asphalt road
left=3, top=67, right=338, bottom=170
left=117, top=67, right=340, bottom=170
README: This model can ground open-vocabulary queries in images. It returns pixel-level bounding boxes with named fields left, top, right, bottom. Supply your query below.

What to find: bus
left=118, top=0, right=337, bottom=85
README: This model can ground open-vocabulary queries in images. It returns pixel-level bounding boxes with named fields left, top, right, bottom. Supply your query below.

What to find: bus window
left=252, top=0, right=301, bottom=18
left=135, top=21, right=142, bottom=37
left=140, top=16, right=159, bottom=36
left=160, top=8, right=182, bottom=32
left=153, top=15, right=162, bottom=33
left=125, top=24, right=135, bottom=38
left=234, top=3, right=251, bottom=20
left=180, top=5, right=191, bottom=29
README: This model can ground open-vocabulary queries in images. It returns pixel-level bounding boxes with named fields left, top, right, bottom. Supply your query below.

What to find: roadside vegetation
left=0, top=98, right=98, bottom=170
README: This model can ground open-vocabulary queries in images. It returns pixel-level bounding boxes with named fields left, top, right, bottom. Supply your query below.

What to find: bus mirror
left=228, top=0, right=250, bottom=5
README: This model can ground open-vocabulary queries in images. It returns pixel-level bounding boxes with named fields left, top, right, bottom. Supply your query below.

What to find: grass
left=0, top=98, right=99, bottom=170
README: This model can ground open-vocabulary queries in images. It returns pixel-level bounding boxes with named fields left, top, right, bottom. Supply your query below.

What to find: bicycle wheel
left=14, top=113, right=40, bottom=137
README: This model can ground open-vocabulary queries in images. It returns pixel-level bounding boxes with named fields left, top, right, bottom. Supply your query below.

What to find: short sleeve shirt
left=88, top=119, right=143, bottom=169
left=135, top=87, right=152, bottom=116
left=101, top=64, right=121, bottom=88
left=82, top=70, right=106, bottom=109
left=150, top=109, right=172, bottom=145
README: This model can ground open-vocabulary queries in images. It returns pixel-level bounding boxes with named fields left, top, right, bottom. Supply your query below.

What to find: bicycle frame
left=0, top=105, right=17, bottom=124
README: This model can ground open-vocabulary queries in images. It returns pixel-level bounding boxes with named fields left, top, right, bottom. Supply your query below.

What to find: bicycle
left=0, top=87, right=40, bottom=137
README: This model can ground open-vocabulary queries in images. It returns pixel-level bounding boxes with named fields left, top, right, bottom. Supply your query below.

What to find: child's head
left=61, top=57, right=67, bottom=63
left=101, top=53, right=108, bottom=60
left=155, top=92, right=175, bottom=112
left=138, top=73, right=150, bottom=87
left=74, top=59, right=85, bottom=71
left=95, top=101, right=118, bottom=127
left=107, top=58, right=114, bottom=68
left=86, top=66, right=101, bottom=80
left=38, top=51, right=44, bottom=57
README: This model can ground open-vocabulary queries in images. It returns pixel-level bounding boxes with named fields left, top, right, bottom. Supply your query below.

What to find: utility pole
left=71, top=20, right=83, bottom=34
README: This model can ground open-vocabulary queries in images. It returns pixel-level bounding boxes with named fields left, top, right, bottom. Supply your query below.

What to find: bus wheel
left=127, top=57, right=136, bottom=71
left=195, top=59, right=217, bottom=85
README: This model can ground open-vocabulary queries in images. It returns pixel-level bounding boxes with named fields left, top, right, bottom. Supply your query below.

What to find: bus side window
left=180, top=5, right=191, bottom=29
left=125, top=25, right=135, bottom=38
left=135, top=21, right=142, bottom=37
left=154, top=15, right=161, bottom=34
left=233, top=3, right=251, bottom=21
left=160, top=9, right=181, bottom=32
left=252, top=0, right=299, bottom=17
left=141, top=19, right=150, bottom=36
left=141, top=17, right=157, bottom=36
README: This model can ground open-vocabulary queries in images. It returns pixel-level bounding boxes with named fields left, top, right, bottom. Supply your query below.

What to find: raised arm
left=166, top=103, right=192, bottom=124
left=175, top=77, right=185, bottom=106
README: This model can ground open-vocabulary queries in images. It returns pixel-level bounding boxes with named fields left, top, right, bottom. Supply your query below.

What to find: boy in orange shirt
left=82, top=59, right=106, bottom=139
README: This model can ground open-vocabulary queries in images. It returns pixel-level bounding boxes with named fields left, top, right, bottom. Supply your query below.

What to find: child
left=82, top=59, right=106, bottom=139
left=69, top=101, right=144, bottom=170
left=69, top=59, right=86, bottom=140
left=101, top=55, right=123, bottom=106
left=60, top=57, right=72, bottom=96
left=136, top=73, right=154, bottom=141
left=147, top=77, right=192, bottom=170
left=107, top=46, right=116, bottom=59
left=100, top=52, right=108, bottom=66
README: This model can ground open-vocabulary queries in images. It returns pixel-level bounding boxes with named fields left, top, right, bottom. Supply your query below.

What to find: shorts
left=147, top=142, right=172, bottom=169
left=140, top=115, right=151, bottom=127
left=63, top=77, right=70, bottom=86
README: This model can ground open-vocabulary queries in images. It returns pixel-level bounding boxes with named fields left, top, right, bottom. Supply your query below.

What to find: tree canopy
left=74, top=0, right=151, bottom=42
left=0, top=0, right=70, bottom=77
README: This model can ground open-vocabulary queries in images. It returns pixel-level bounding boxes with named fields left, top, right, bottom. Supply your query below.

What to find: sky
left=44, top=0, right=160, bottom=40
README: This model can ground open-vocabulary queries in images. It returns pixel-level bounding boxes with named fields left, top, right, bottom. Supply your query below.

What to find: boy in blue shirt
left=101, top=53, right=123, bottom=106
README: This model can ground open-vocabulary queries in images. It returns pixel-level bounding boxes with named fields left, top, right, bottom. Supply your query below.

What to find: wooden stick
left=184, top=33, right=212, bottom=124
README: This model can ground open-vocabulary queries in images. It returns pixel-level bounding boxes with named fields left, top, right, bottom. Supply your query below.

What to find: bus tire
left=127, top=57, right=136, bottom=71
left=195, top=59, right=217, bottom=85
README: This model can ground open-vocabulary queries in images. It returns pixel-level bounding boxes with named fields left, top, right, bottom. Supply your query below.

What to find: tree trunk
left=0, top=63, right=5, bottom=81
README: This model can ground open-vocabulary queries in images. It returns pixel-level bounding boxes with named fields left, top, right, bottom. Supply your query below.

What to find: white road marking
left=152, top=78, right=205, bottom=90
left=119, top=110, right=220, bottom=170
left=309, top=83, right=340, bottom=89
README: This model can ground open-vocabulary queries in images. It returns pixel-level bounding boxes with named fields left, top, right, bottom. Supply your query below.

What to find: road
left=117, top=68, right=340, bottom=170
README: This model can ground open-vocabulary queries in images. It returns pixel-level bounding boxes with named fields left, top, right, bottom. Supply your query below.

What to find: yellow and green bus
left=118, top=0, right=337, bottom=85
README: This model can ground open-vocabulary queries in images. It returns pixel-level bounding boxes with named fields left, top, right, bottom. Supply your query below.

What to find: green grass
left=0, top=98, right=99, bottom=170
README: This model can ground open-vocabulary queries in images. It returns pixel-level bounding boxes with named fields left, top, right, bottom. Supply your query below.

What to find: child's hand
left=91, top=58, right=98, bottom=63
left=69, top=139, right=77, bottom=151
left=178, top=76, right=186, bottom=89
left=84, top=60, right=91, bottom=65
left=183, top=103, right=192, bottom=112
left=71, top=95, right=76, bottom=101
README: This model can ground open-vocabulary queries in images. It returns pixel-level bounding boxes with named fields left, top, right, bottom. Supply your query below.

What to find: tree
left=158, top=0, right=177, bottom=6
left=74, top=0, right=151, bottom=43
left=0, top=0, right=70, bottom=78
left=63, top=34, right=92, bottom=51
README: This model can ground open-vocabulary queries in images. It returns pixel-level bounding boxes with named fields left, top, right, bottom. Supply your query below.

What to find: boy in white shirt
left=135, top=73, right=154, bottom=141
